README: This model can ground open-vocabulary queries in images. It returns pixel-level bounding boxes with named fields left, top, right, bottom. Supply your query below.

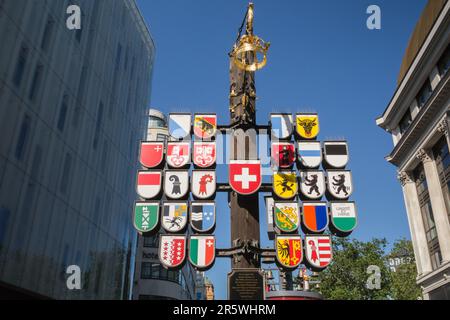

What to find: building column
left=417, top=149, right=450, bottom=263
left=398, top=171, right=433, bottom=275
left=437, top=117, right=450, bottom=152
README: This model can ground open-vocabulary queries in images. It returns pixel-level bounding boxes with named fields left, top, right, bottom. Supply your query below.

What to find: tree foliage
left=316, top=237, right=420, bottom=300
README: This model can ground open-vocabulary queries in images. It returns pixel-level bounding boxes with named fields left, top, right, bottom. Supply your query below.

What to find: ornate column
left=437, top=117, right=450, bottom=151
left=417, top=148, right=450, bottom=263
left=397, top=171, right=432, bottom=275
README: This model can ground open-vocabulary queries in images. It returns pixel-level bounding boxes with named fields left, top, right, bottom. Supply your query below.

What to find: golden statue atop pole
left=230, top=3, right=270, bottom=72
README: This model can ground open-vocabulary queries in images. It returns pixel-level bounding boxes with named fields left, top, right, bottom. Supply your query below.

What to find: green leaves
left=317, top=237, right=421, bottom=300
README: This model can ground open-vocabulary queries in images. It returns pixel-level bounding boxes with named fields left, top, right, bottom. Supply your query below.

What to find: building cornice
left=376, top=1, right=450, bottom=130
left=385, top=72, right=450, bottom=167
left=125, top=0, right=156, bottom=56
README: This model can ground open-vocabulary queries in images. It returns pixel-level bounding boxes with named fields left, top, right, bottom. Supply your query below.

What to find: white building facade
left=0, top=0, right=155, bottom=299
left=377, top=0, right=450, bottom=299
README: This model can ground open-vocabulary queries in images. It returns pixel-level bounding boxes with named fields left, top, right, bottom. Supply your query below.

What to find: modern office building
left=132, top=109, right=198, bottom=300
left=376, top=0, right=450, bottom=299
left=0, top=0, right=155, bottom=299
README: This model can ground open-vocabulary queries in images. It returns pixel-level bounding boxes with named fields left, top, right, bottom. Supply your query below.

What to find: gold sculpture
left=231, top=3, right=270, bottom=72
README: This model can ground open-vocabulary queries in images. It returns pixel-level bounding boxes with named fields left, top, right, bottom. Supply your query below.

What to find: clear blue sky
left=137, top=0, right=427, bottom=299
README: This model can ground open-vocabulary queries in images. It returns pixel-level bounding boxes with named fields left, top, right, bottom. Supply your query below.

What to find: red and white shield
left=191, top=170, right=216, bottom=199
left=229, top=160, right=262, bottom=195
left=193, top=142, right=216, bottom=168
left=305, top=235, right=332, bottom=270
left=159, top=235, right=186, bottom=269
left=167, top=142, right=190, bottom=168
left=271, top=142, right=295, bottom=168
left=140, top=142, right=164, bottom=168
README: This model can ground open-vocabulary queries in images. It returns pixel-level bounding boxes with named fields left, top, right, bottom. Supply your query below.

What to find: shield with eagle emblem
left=296, top=113, right=319, bottom=139
left=275, top=235, right=302, bottom=269
left=162, top=202, right=188, bottom=233
left=191, top=170, right=216, bottom=199
left=273, top=202, right=300, bottom=233
left=193, top=114, right=217, bottom=140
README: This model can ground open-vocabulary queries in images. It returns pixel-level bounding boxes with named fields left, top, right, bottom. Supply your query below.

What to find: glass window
left=15, top=114, right=31, bottom=160
left=141, top=262, right=152, bottom=279
left=415, top=164, right=442, bottom=270
left=0, top=207, right=10, bottom=246
left=438, top=44, right=450, bottom=77
left=57, top=94, right=69, bottom=132
left=13, top=45, right=28, bottom=87
left=156, top=134, right=167, bottom=142
left=143, top=235, right=158, bottom=248
left=41, top=16, right=55, bottom=52
left=60, top=152, right=72, bottom=194
left=93, top=101, right=103, bottom=150
left=433, top=136, right=450, bottom=222
left=29, top=64, right=43, bottom=101
left=399, top=111, right=412, bottom=135
left=149, top=116, right=166, bottom=129
left=417, top=80, right=432, bottom=109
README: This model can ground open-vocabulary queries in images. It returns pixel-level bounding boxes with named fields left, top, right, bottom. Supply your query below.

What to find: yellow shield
left=296, top=114, right=319, bottom=139
left=276, top=236, right=302, bottom=269
left=273, top=172, right=298, bottom=199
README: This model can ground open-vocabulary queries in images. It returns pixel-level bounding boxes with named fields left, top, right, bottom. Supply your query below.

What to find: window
left=57, top=94, right=69, bottom=132
left=15, top=114, right=31, bottom=160
left=415, top=164, right=442, bottom=270
left=13, top=46, right=28, bottom=87
left=143, top=235, right=158, bottom=248
left=60, top=152, right=72, bottom=194
left=28, top=64, right=43, bottom=101
left=417, top=80, right=432, bottom=109
left=437, top=44, right=450, bottom=77
left=41, top=16, right=55, bottom=52
left=0, top=207, right=10, bottom=246
left=433, top=136, right=450, bottom=222
left=156, top=134, right=167, bottom=142
left=93, top=101, right=103, bottom=150
left=399, top=111, right=412, bottom=135
left=149, top=116, right=166, bottom=129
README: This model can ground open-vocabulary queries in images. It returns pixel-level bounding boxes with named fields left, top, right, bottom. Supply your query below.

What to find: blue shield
left=190, top=202, right=215, bottom=233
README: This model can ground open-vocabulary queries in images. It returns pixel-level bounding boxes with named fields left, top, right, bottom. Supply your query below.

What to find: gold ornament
left=231, top=3, right=270, bottom=72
